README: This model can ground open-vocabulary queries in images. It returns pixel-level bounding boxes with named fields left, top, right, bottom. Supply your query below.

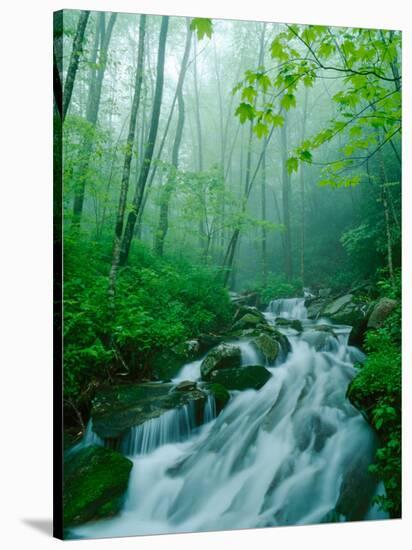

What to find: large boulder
left=91, top=382, right=207, bottom=439
left=321, top=294, right=371, bottom=346
left=274, top=318, right=303, bottom=332
left=233, top=305, right=266, bottom=325
left=209, top=365, right=272, bottom=391
left=232, top=313, right=262, bottom=331
left=367, top=298, right=397, bottom=329
left=200, top=343, right=242, bottom=380
left=252, top=333, right=279, bottom=363
left=64, top=445, right=133, bottom=526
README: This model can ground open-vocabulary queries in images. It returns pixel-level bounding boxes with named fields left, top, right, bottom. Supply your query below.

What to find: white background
left=0, top=0, right=410, bottom=548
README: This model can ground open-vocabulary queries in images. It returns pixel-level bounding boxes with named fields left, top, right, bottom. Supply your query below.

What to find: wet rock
left=335, top=454, right=378, bottom=521
left=209, top=365, right=272, bottom=391
left=233, top=305, right=266, bottom=325
left=232, top=312, right=262, bottom=331
left=200, top=343, right=242, bottom=380
left=321, top=294, right=371, bottom=346
left=275, top=318, right=303, bottom=332
left=367, top=298, right=397, bottom=329
left=174, top=380, right=197, bottom=392
left=203, top=382, right=230, bottom=413
left=197, top=333, right=224, bottom=355
left=306, top=298, right=326, bottom=320
left=64, top=445, right=133, bottom=526
left=91, top=383, right=207, bottom=439
left=252, top=333, right=279, bottom=362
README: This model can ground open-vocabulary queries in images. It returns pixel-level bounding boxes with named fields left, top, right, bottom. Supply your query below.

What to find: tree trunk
left=154, top=23, right=192, bottom=256
left=71, top=12, right=117, bottom=230
left=119, top=16, right=169, bottom=265
left=299, top=88, right=309, bottom=286
left=108, top=15, right=146, bottom=299
left=62, top=11, right=90, bottom=121
left=280, top=108, right=293, bottom=281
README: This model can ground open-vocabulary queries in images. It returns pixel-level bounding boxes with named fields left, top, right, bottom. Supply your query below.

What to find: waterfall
left=266, top=297, right=308, bottom=320
left=120, top=402, right=198, bottom=456
left=72, top=298, right=387, bottom=539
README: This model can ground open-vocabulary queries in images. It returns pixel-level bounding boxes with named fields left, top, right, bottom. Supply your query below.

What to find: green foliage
left=190, top=18, right=213, bottom=40
left=63, top=238, right=232, bottom=424
left=348, top=274, right=401, bottom=517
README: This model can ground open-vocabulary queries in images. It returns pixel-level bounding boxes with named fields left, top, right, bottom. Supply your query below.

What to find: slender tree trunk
left=299, top=88, right=309, bottom=286
left=108, top=15, right=146, bottom=298
left=378, top=145, right=395, bottom=281
left=192, top=38, right=206, bottom=256
left=119, top=16, right=169, bottom=265
left=280, top=108, right=293, bottom=281
left=154, top=23, right=192, bottom=256
left=71, top=12, right=117, bottom=230
left=62, top=11, right=90, bottom=121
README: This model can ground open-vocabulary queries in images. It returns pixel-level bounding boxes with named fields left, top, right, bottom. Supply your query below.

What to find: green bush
left=255, top=274, right=303, bottom=303
left=347, top=274, right=401, bottom=517
left=63, top=239, right=232, bottom=426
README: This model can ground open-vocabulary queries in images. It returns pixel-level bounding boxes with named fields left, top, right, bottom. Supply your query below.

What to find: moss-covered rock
left=200, top=343, right=242, bottom=380
left=151, top=339, right=200, bottom=380
left=91, top=382, right=207, bottom=439
left=274, top=318, right=303, bottom=332
left=367, top=298, right=397, bottom=329
left=209, top=365, right=271, bottom=391
left=232, top=313, right=262, bottom=331
left=64, top=445, right=133, bottom=527
left=252, top=333, right=279, bottom=362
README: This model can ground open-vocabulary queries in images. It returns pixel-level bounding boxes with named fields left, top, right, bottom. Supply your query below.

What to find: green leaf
left=190, top=18, right=213, bottom=40
left=286, top=157, right=299, bottom=174
left=280, top=93, right=296, bottom=111
left=241, top=86, right=257, bottom=103
left=235, top=102, right=255, bottom=124
left=253, top=122, right=269, bottom=139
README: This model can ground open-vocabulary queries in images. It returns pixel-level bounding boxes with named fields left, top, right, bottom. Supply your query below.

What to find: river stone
left=335, top=453, right=378, bottom=521
left=306, top=298, right=326, bottom=320
left=64, top=445, right=133, bottom=526
left=174, top=380, right=197, bottom=392
left=323, top=294, right=354, bottom=316
left=91, top=382, right=207, bottom=439
left=209, top=365, right=272, bottom=391
left=321, top=294, right=371, bottom=346
left=232, top=313, right=262, bottom=331
left=275, top=318, right=303, bottom=332
left=200, top=343, right=242, bottom=380
left=252, top=333, right=279, bottom=362
left=233, top=305, right=266, bottom=325
left=367, top=298, right=397, bottom=329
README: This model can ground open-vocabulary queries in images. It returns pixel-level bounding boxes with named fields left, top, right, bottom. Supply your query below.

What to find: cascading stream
left=72, top=297, right=387, bottom=538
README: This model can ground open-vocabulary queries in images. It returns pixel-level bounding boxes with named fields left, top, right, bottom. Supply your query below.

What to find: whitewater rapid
left=72, top=297, right=387, bottom=538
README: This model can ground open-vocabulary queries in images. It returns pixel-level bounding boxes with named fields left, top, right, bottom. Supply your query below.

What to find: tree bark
left=154, top=23, right=192, bottom=256
left=280, top=108, right=293, bottom=281
left=71, top=12, right=117, bottom=230
left=62, top=11, right=90, bottom=121
left=108, top=15, right=146, bottom=299
left=119, top=16, right=170, bottom=265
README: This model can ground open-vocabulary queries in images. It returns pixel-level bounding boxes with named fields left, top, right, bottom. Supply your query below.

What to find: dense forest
left=54, top=10, right=401, bottom=537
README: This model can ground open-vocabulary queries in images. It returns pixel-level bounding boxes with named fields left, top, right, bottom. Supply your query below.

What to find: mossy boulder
left=252, top=333, right=279, bottom=363
left=232, top=313, right=262, bottom=331
left=233, top=305, right=266, bottom=325
left=209, top=365, right=271, bottom=391
left=91, top=382, right=207, bottom=439
left=321, top=294, right=371, bottom=346
left=367, top=298, right=397, bottom=329
left=151, top=339, right=201, bottom=380
left=200, top=343, right=242, bottom=380
left=275, top=318, right=303, bottom=332
left=203, top=383, right=230, bottom=413
left=64, top=445, right=133, bottom=527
